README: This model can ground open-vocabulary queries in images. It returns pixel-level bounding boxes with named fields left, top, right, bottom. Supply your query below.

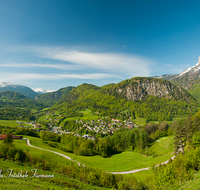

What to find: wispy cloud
left=1, top=46, right=155, bottom=86
left=28, top=46, right=153, bottom=77
left=0, top=63, right=84, bottom=70
left=0, top=72, right=120, bottom=81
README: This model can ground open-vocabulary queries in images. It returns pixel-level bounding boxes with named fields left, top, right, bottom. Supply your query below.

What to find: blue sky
left=1, top=0, right=200, bottom=90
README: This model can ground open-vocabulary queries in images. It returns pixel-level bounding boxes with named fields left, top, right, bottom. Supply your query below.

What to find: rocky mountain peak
left=105, top=77, right=193, bottom=102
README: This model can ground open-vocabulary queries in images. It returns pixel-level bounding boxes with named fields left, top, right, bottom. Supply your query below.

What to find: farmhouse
left=0, top=134, right=23, bottom=140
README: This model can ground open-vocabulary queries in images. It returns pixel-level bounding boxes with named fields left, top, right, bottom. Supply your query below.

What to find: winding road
left=24, top=138, right=72, bottom=160
left=24, top=138, right=175, bottom=174
left=110, top=155, right=175, bottom=174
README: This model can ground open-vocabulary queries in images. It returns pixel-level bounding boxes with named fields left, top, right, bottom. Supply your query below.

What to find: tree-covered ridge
left=187, top=79, right=200, bottom=101
left=0, top=91, right=43, bottom=109
left=0, top=90, right=28, bottom=101
left=0, top=84, right=39, bottom=99
left=53, top=77, right=198, bottom=121
left=60, top=83, right=101, bottom=104
left=0, top=108, right=36, bottom=120
left=35, top=86, right=75, bottom=106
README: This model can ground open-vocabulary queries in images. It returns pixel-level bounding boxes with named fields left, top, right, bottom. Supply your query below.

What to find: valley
left=0, top=73, right=200, bottom=189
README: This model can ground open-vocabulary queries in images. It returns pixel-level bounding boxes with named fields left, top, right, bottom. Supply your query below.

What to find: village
left=16, top=114, right=140, bottom=140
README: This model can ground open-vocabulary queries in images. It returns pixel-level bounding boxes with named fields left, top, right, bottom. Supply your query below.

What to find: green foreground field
left=0, top=120, right=33, bottom=128
left=6, top=135, right=175, bottom=173
left=0, top=159, right=108, bottom=190
left=0, top=120, right=20, bottom=127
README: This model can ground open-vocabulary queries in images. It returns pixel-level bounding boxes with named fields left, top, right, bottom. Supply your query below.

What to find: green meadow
left=0, top=120, right=19, bottom=127
left=80, top=109, right=99, bottom=120
left=0, top=120, right=34, bottom=128
left=0, top=120, right=25, bottom=128
left=73, top=151, right=173, bottom=172
left=8, top=135, right=175, bottom=173
left=0, top=139, right=71, bottom=166
left=148, top=136, right=174, bottom=156
left=0, top=159, right=107, bottom=190
left=133, top=116, right=146, bottom=126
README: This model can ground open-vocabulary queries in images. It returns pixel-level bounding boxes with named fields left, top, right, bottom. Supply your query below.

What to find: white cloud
left=28, top=46, right=153, bottom=77
left=0, top=72, right=120, bottom=81
left=0, top=63, right=84, bottom=70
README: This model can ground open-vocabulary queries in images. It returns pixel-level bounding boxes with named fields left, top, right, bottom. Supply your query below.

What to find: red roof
left=0, top=134, right=23, bottom=140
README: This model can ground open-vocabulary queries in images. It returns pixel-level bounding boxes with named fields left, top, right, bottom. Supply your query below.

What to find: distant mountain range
left=0, top=81, right=39, bottom=99
left=1, top=56, right=200, bottom=106
left=32, top=88, right=56, bottom=94
left=154, top=57, right=200, bottom=84
left=0, top=81, right=57, bottom=99
left=0, top=80, right=75, bottom=106
left=153, top=57, right=200, bottom=101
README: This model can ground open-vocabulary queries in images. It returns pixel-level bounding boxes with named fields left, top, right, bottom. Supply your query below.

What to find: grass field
left=9, top=135, right=174, bottom=173
left=0, top=159, right=107, bottom=190
left=148, top=136, right=174, bottom=156
left=133, top=116, right=146, bottom=126
left=73, top=151, right=173, bottom=172
left=60, top=109, right=99, bottom=125
left=81, top=109, right=99, bottom=120
left=128, top=170, right=154, bottom=181
left=0, top=120, right=25, bottom=128
left=0, top=120, right=34, bottom=128
left=39, top=109, right=99, bottom=124
left=0, top=139, right=72, bottom=167
left=0, top=120, right=19, bottom=127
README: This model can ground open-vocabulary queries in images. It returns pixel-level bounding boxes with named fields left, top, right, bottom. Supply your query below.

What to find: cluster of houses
left=75, top=117, right=139, bottom=135
left=15, top=112, right=139, bottom=140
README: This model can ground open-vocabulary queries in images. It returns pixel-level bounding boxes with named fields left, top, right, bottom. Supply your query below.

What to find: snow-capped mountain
left=153, top=57, right=200, bottom=89
left=153, top=74, right=178, bottom=80
left=0, top=80, right=39, bottom=99
left=32, top=88, right=56, bottom=94
left=178, top=57, right=200, bottom=77
left=166, top=57, right=200, bottom=91
left=0, top=80, right=15, bottom=87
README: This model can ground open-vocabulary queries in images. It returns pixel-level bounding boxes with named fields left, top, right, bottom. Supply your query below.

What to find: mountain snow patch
left=32, top=88, right=56, bottom=94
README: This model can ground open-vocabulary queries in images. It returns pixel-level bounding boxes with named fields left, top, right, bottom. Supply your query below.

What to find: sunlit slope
left=52, top=77, right=198, bottom=121
left=12, top=136, right=174, bottom=172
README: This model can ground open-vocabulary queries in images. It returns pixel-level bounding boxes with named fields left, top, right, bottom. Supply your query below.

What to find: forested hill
left=0, top=83, right=39, bottom=99
left=35, top=86, right=75, bottom=106
left=53, top=77, right=198, bottom=121
left=0, top=91, right=43, bottom=109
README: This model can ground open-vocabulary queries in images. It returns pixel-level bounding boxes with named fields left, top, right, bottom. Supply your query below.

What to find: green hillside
left=53, top=77, right=198, bottom=121
left=35, top=86, right=75, bottom=106
left=0, top=91, right=44, bottom=120
left=187, top=79, right=200, bottom=101
left=0, top=85, right=39, bottom=99
left=0, top=159, right=107, bottom=190
left=0, top=91, right=43, bottom=109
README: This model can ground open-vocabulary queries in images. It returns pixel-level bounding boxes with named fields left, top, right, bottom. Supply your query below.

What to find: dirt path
left=110, top=156, right=175, bottom=174
left=24, top=138, right=175, bottom=174
left=24, top=138, right=72, bottom=161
